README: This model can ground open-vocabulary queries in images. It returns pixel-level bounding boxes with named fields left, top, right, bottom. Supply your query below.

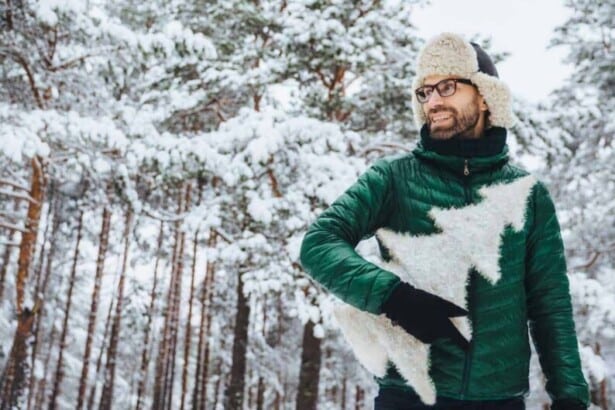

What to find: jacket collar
left=413, top=125, right=509, bottom=177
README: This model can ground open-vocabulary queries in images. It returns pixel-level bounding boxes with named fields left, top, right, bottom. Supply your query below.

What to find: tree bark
left=152, top=229, right=178, bottom=410
left=98, top=209, right=133, bottom=410
left=354, top=385, right=364, bottom=410
left=0, top=196, right=21, bottom=300
left=27, top=193, right=58, bottom=410
left=180, top=230, right=199, bottom=410
left=165, top=185, right=190, bottom=410
left=0, top=157, right=46, bottom=410
left=295, top=320, right=321, bottom=410
left=86, top=290, right=116, bottom=410
left=0, top=308, right=37, bottom=410
left=192, top=230, right=217, bottom=410
left=255, top=294, right=269, bottom=410
left=212, top=360, right=223, bottom=410
left=256, top=376, right=265, bottom=410
left=341, top=376, right=347, bottom=410
left=154, top=186, right=187, bottom=410
left=14, top=157, right=45, bottom=313
left=32, top=324, right=58, bottom=410
left=224, top=272, right=250, bottom=410
left=76, top=207, right=112, bottom=410
left=48, top=211, right=84, bottom=410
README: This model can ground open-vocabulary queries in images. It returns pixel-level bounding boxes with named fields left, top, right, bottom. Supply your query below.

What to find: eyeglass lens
left=416, top=79, right=457, bottom=103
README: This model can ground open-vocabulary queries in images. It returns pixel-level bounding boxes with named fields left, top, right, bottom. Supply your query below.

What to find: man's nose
left=426, top=90, right=444, bottom=109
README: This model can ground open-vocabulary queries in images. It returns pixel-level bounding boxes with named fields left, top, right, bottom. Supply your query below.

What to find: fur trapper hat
left=411, top=33, right=515, bottom=129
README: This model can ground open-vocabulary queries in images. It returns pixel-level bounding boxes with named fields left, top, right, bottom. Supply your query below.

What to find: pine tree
left=546, top=1, right=615, bottom=407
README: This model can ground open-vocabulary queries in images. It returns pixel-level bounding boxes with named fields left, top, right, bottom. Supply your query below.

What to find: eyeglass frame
left=415, top=78, right=475, bottom=104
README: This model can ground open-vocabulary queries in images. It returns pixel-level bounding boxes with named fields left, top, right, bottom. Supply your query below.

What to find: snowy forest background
left=0, top=0, right=613, bottom=409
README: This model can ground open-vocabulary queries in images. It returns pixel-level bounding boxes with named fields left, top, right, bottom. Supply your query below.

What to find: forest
left=0, top=0, right=613, bottom=409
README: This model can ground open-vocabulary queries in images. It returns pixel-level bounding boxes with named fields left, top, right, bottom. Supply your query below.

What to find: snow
left=0, top=1, right=612, bottom=408
left=580, top=344, right=608, bottom=384
left=247, top=195, right=274, bottom=225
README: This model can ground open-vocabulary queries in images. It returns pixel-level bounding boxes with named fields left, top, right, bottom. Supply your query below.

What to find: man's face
left=420, top=75, right=488, bottom=140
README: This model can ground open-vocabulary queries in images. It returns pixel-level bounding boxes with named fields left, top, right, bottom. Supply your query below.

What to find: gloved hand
left=551, top=399, right=587, bottom=410
left=381, top=282, right=470, bottom=351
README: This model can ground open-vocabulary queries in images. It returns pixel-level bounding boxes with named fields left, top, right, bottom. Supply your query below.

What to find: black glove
left=551, top=399, right=587, bottom=410
left=381, top=282, right=470, bottom=351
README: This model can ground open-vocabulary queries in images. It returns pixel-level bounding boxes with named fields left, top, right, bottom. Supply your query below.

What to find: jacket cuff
left=551, top=398, right=587, bottom=410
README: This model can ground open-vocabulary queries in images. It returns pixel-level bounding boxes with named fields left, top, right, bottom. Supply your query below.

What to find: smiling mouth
left=431, top=114, right=451, bottom=123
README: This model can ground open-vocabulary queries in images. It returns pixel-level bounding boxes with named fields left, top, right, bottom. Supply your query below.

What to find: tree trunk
left=33, top=188, right=56, bottom=299
left=154, top=186, right=187, bottom=410
left=591, top=342, right=608, bottom=410
left=180, top=230, right=199, bottom=410
left=0, top=196, right=21, bottom=300
left=48, top=211, right=84, bottom=410
left=14, top=157, right=45, bottom=312
left=274, top=293, right=284, bottom=410
left=341, top=376, right=347, bottom=410
left=86, top=290, right=116, bottom=410
left=77, top=207, right=112, bottom=410
left=98, top=210, right=133, bottom=410
left=165, top=186, right=190, bottom=410
left=135, top=222, right=165, bottom=410
left=224, top=271, right=250, bottom=410
left=354, top=385, right=364, bottom=410
left=192, top=230, right=217, bottom=410
left=0, top=157, right=46, bottom=410
left=296, top=320, right=321, bottom=410
left=0, top=309, right=37, bottom=410
left=256, top=376, right=265, bottom=410
left=255, top=294, right=269, bottom=410
left=152, top=232, right=178, bottom=410
left=212, top=360, right=223, bottom=410
left=273, top=392, right=281, bottom=410
left=166, top=185, right=190, bottom=410
left=27, top=194, right=58, bottom=410
left=165, top=226, right=186, bottom=410
left=32, top=323, right=58, bottom=410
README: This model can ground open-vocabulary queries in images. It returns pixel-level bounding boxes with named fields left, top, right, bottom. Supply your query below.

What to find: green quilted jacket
left=299, top=140, right=589, bottom=404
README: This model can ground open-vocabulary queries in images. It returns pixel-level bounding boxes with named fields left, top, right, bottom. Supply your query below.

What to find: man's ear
left=479, top=96, right=489, bottom=112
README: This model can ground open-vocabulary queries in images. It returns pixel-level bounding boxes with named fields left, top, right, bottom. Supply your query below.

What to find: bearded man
left=300, top=33, right=589, bottom=410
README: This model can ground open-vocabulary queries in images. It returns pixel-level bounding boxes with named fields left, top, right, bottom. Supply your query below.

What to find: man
left=299, top=33, right=589, bottom=409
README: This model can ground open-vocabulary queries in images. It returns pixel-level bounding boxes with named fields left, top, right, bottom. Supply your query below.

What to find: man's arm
left=299, top=158, right=401, bottom=314
left=525, top=182, right=590, bottom=407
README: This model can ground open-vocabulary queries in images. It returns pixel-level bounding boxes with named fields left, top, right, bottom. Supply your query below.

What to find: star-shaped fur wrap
left=332, top=175, right=537, bottom=405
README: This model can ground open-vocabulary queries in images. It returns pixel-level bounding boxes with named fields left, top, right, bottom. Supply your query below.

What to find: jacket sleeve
left=299, top=158, right=401, bottom=314
left=525, top=182, right=589, bottom=406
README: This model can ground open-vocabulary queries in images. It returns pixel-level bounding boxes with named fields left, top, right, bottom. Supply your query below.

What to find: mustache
left=428, top=107, right=457, bottom=116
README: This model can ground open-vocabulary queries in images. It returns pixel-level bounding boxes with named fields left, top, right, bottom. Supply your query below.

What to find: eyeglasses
left=415, top=78, right=474, bottom=103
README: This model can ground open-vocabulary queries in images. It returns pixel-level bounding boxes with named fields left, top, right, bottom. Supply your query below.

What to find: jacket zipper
left=460, top=159, right=473, bottom=398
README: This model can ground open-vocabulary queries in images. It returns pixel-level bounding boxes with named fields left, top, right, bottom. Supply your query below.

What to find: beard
left=427, top=102, right=481, bottom=140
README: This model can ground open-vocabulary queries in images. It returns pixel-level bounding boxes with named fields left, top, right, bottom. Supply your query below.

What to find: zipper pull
left=463, top=160, right=470, bottom=176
